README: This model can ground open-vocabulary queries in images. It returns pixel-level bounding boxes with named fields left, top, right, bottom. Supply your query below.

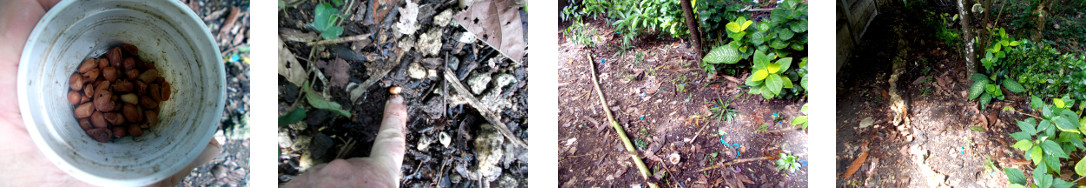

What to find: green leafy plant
left=745, top=50, right=794, bottom=99
left=673, top=75, right=689, bottom=93
left=561, top=5, right=597, bottom=47
left=1003, top=96, right=1084, bottom=188
left=709, top=97, right=738, bottom=122
left=970, top=28, right=1025, bottom=108
left=791, top=104, right=808, bottom=130
left=312, top=2, right=344, bottom=40
left=775, top=152, right=801, bottom=173
left=303, top=82, right=351, bottom=117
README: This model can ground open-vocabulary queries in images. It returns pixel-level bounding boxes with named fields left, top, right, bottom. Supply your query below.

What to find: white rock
left=417, top=29, right=442, bottom=56
left=467, top=72, right=492, bottom=95
left=434, top=10, right=454, bottom=27
left=427, top=69, right=439, bottom=80
left=492, top=73, right=517, bottom=93
left=457, top=32, right=477, bottom=43
left=417, top=135, right=432, bottom=151
left=408, top=62, right=427, bottom=79
left=475, top=123, right=504, bottom=182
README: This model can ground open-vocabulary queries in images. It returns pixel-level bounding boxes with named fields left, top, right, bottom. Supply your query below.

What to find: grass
left=709, top=97, right=739, bottom=122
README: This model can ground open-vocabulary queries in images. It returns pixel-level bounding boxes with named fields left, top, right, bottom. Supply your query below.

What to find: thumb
left=368, top=94, right=407, bottom=180
left=153, top=139, right=221, bottom=186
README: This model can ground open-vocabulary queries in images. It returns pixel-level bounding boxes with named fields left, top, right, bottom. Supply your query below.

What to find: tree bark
left=958, top=0, right=977, bottom=77
left=679, top=0, right=702, bottom=59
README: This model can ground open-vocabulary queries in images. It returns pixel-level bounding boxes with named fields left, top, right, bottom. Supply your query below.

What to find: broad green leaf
left=1035, top=170, right=1053, bottom=188
left=1006, top=184, right=1025, bottom=188
left=1005, top=168, right=1027, bottom=185
left=801, top=105, right=808, bottom=114
left=1032, top=96, right=1044, bottom=110
left=1009, top=40, right=1020, bottom=46
left=1060, top=131, right=1085, bottom=149
left=980, top=93, right=993, bottom=107
left=740, top=20, right=752, bottom=31
left=768, top=63, right=781, bottom=73
left=758, top=21, right=770, bottom=31
left=969, top=79, right=988, bottom=100
left=1003, top=79, right=1026, bottom=93
left=1010, top=131, right=1031, bottom=141
left=753, top=50, right=769, bottom=68
left=782, top=76, right=793, bottom=89
left=1055, top=116, right=1080, bottom=133
left=1003, top=106, right=1016, bottom=112
left=313, top=3, right=336, bottom=31
left=1045, top=154, right=1061, bottom=175
left=1038, top=119, right=1053, bottom=135
left=278, top=107, right=307, bottom=127
left=1031, top=146, right=1044, bottom=164
left=1041, top=140, right=1068, bottom=158
left=1012, top=140, right=1033, bottom=151
left=1018, top=118, right=1038, bottom=135
left=1051, top=179, right=1073, bottom=188
left=726, top=22, right=741, bottom=33
left=778, top=29, right=795, bottom=40
left=1055, top=98, right=1066, bottom=109
left=971, top=73, right=989, bottom=82
left=776, top=57, right=793, bottom=73
left=751, top=32, right=766, bottom=45
left=1036, top=159, right=1049, bottom=176
left=704, top=45, right=741, bottom=64
left=304, top=82, right=352, bottom=117
left=752, top=69, right=769, bottom=81
left=766, top=74, right=784, bottom=95
left=746, top=75, right=764, bottom=86
left=792, top=116, right=807, bottom=125
left=770, top=40, right=788, bottom=49
left=321, top=26, right=344, bottom=40
left=790, top=19, right=807, bottom=33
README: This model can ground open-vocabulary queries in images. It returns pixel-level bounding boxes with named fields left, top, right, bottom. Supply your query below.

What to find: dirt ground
left=178, top=0, right=250, bottom=186
left=277, top=0, right=528, bottom=187
left=558, top=19, right=808, bottom=187
left=835, top=4, right=1033, bottom=187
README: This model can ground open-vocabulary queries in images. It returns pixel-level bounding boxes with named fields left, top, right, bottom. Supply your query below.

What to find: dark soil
left=835, top=3, right=1032, bottom=187
left=277, top=0, right=528, bottom=187
left=557, top=19, right=808, bottom=187
left=178, top=0, right=250, bottom=186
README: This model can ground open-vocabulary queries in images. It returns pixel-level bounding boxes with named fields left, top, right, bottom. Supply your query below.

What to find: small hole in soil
left=473, top=18, right=479, bottom=24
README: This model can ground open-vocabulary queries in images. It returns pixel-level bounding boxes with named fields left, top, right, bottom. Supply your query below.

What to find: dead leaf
left=843, top=151, right=869, bottom=179
left=278, top=38, right=307, bottom=86
left=316, top=58, right=351, bottom=88
left=454, top=0, right=526, bottom=63
left=280, top=28, right=318, bottom=42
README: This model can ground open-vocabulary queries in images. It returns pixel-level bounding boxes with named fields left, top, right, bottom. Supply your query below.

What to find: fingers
left=152, top=139, right=221, bottom=186
left=368, top=94, right=407, bottom=182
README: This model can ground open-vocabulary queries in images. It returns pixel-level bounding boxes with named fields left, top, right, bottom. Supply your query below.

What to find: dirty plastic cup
left=16, top=0, right=225, bottom=186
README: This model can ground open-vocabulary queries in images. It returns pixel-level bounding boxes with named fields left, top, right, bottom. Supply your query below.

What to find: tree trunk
left=958, top=0, right=977, bottom=78
left=679, top=0, right=702, bottom=60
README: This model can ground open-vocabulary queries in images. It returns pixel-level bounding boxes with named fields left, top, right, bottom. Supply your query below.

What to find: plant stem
left=588, top=54, right=659, bottom=188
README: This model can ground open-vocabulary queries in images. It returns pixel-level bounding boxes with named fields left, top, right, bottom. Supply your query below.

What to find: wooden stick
left=443, top=69, right=528, bottom=147
left=695, top=156, right=771, bottom=172
left=587, top=55, right=659, bottom=188
left=306, top=34, right=373, bottom=46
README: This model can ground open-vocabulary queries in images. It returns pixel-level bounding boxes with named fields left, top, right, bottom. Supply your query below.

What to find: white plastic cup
left=17, top=0, right=225, bottom=186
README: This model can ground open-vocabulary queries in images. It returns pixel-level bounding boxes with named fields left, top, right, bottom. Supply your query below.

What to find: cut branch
left=443, top=69, right=528, bottom=148
left=306, top=33, right=373, bottom=46
left=587, top=54, right=659, bottom=188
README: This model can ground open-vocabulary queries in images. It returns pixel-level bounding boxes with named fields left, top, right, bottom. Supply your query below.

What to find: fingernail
left=388, top=95, right=403, bottom=104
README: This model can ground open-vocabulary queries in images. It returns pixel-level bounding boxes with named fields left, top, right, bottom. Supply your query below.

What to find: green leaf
left=1041, top=140, right=1068, bottom=158
left=751, top=69, right=769, bottom=81
left=703, top=45, right=741, bottom=64
left=980, top=93, right=993, bottom=107
left=1032, top=96, right=1044, bottom=110
left=321, top=26, right=344, bottom=40
left=776, top=57, right=793, bottom=73
left=778, top=29, right=795, bottom=40
left=970, top=126, right=986, bottom=132
left=1031, top=146, right=1044, bottom=164
left=740, top=20, right=752, bottom=31
left=1055, top=98, right=1066, bottom=109
left=1005, top=168, right=1027, bottom=185
left=768, top=63, right=781, bottom=73
left=790, top=20, right=807, bottom=33
left=1077, top=157, right=1086, bottom=176
left=726, top=22, right=741, bottom=33
left=1051, top=179, right=1073, bottom=188
left=1012, top=140, right=1033, bottom=151
left=766, top=74, right=784, bottom=95
left=969, top=79, right=988, bottom=100
left=1006, top=184, right=1025, bottom=188
left=1035, top=169, right=1053, bottom=188
left=278, top=107, right=307, bottom=127
left=304, top=82, right=352, bottom=117
left=1045, top=154, right=1061, bottom=175
left=792, top=116, right=808, bottom=125
left=971, top=73, right=989, bottom=82
left=1019, top=118, right=1038, bottom=135
left=330, top=0, right=343, bottom=6
left=313, top=3, right=337, bottom=30
left=751, top=32, right=766, bottom=45
left=781, top=76, right=793, bottom=89
left=753, top=50, right=769, bottom=68
left=1003, top=79, right=1026, bottom=93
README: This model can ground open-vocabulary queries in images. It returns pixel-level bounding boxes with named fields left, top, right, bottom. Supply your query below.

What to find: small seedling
left=312, top=2, right=344, bottom=39
left=709, top=98, right=738, bottom=122
left=673, top=75, right=689, bottom=93
left=791, top=104, right=808, bottom=130
left=775, top=152, right=801, bottom=173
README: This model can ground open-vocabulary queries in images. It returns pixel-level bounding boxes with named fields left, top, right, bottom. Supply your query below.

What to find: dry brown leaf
left=454, top=0, right=525, bottom=62
left=278, top=38, right=307, bottom=86
left=843, top=151, right=869, bottom=179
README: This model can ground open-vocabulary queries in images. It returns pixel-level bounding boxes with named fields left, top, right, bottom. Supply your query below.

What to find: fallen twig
left=587, top=55, right=659, bottom=188
left=307, top=34, right=374, bottom=46
left=695, top=156, right=771, bottom=172
left=443, top=69, right=528, bottom=148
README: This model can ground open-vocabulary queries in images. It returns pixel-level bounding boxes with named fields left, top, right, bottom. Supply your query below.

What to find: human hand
left=0, top=0, right=220, bottom=186
left=285, top=94, right=408, bottom=188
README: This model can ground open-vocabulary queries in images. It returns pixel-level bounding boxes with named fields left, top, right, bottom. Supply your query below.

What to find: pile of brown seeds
left=68, top=44, right=171, bottom=142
